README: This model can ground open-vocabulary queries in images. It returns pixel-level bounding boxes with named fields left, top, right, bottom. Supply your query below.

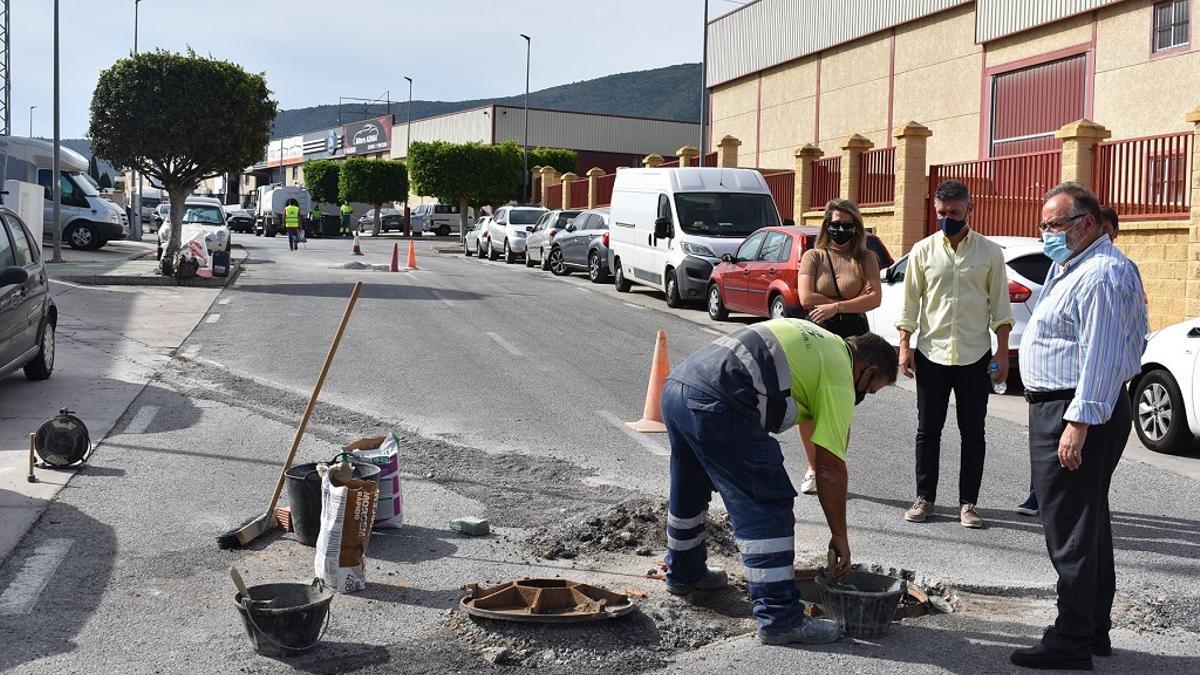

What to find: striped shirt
left=1019, top=235, right=1147, bottom=425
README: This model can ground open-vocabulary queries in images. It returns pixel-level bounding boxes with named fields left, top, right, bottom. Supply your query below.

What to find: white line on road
left=576, top=286, right=592, bottom=293
left=596, top=410, right=669, bottom=457
left=124, top=405, right=160, bottom=435
left=430, top=289, right=456, bottom=309
left=218, top=298, right=231, bottom=305
left=622, top=302, right=645, bottom=310
left=485, top=332, right=523, bottom=357
left=0, top=539, right=73, bottom=615
left=205, top=314, right=220, bottom=324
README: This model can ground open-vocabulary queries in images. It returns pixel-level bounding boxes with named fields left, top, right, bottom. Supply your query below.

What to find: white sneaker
left=801, top=469, right=817, bottom=495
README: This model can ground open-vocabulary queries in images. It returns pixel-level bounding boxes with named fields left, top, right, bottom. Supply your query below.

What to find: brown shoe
left=960, top=503, right=983, bottom=529
left=904, top=497, right=935, bottom=522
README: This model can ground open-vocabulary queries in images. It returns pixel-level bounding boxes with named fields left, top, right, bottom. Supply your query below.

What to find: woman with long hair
left=795, top=198, right=882, bottom=494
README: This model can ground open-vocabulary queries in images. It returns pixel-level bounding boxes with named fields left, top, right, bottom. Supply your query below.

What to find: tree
left=89, top=49, right=276, bottom=274
left=530, top=147, right=576, bottom=175
left=303, top=159, right=341, bottom=208
left=408, top=140, right=523, bottom=240
left=98, top=173, right=113, bottom=189
left=86, top=154, right=101, bottom=182
left=338, top=158, right=408, bottom=236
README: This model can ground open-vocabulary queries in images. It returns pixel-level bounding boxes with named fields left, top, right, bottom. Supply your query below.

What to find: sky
left=10, top=0, right=751, bottom=139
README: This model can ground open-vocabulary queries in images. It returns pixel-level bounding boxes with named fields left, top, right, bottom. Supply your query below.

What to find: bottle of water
left=989, top=360, right=1007, bottom=395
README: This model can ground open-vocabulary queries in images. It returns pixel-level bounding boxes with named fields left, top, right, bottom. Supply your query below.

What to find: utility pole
left=1, top=0, right=10, bottom=136
left=404, top=76, right=413, bottom=237
left=129, top=0, right=144, bottom=240
left=698, top=0, right=708, bottom=167
left=520, top=34, right=531, bottom=202
left=51, top=0, right=61, bottom=261
left=28, top=105, right=34, bottom=136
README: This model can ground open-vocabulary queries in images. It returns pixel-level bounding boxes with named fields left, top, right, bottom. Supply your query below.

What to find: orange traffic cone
left=390, top=242, right=400, bottom=272
left=352, top=232, right=363, bottom=256
left=626, top=330, right=670, bottom=433
left=406, top=240, right=418, bottom=270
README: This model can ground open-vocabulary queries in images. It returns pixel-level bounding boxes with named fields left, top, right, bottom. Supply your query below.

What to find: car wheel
left=664, top=269, right=685, bottom=308
left=66, top=223, right=99, bottom=250
left=707, top=284, right=729, bottom=321
left=769, top=294, right=788, bottom=319
left=487, top=239, right=499, bottom=261
left=539, top=247, right=552, bottom=271
left=437, top=226, right=450, bottom=237
left=464, top=239, right=474, bottom=256
left=23, top=318, right=55, bottom=380
left=588, top=251, right=609, bottom=283
left=1133, top=369, right=1195, bottom=454
left=614, top=259, right=632, bottom=292
left=548, top=247, right=569, bottom=276
left=504, top=240, right=517, bottom=264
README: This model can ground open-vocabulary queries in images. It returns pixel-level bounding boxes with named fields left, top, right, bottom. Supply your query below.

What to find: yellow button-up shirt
left=895, top=229, right=1014, bottom=366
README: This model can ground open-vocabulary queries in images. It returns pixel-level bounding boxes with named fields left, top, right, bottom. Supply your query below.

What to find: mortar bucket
left=815, top=571, right=906, bottom=639
left=234, top=579, right=333, bottom=657
left=285, top=460, right=380, bottom=547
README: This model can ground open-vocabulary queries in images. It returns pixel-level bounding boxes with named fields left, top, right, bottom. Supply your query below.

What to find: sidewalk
left=41, top=240, right=244, bottom=287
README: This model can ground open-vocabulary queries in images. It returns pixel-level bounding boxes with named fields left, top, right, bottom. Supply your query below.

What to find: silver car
left=546, top=208, right=612, bottom=283
left=464, top=216, right=492, bottom=257
left=524, top=210, right=582, bottom=271
left=486, top=205, right=547, bottom=263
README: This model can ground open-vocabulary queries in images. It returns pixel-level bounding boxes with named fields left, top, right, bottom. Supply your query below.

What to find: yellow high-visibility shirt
left=284, top=204, right=301, bottom=229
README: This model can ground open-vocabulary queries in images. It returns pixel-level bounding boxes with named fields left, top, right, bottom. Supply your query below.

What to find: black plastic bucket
left=815, top=570, right=906, bottom=639
left=234, top=579, right=333, bottom=657
left=285, top=459, right=380, bottom=547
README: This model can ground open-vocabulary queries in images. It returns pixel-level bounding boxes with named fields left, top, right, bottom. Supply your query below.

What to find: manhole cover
left=460, top=578, right=636, bottom=623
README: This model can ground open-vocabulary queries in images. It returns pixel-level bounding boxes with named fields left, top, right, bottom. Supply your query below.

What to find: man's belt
left=1024, top=389, right=1074, bottom=404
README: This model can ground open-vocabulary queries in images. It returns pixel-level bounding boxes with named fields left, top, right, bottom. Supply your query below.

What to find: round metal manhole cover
left=460, top=578, right=636, bottom=623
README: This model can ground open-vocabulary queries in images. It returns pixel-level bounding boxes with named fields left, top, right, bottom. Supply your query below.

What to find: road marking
left=0, top=539, right=73, bottom=615
left=205, top=314, right=220, bottom=324
left=430, top=290, right=456, bottom=309
left=124, top=405, right=160, bottom=434
left=485, top=332, right=523, bottom=357
left=702, top=328, right=723, bottom=336
left=218, top=298, right=231, bottom=305
left=576, top=286, right=592, bottom=293
left=622, top=302, right=645, bottom=310
left=596, top=410, right=669, bottom=457
left=182, top=344, right=201, bottom=359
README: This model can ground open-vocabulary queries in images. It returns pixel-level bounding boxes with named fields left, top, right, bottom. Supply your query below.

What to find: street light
left=699, top=0, right=708, bottom=167
left=51, top=0, right=61, bottom=262
left=129, top=0, right=144, bottom=240
left=28, top=105, right=35, bottom=137
left=404, top=75, right=413, bottom=237
left=520, top=33, right=531, bottom=203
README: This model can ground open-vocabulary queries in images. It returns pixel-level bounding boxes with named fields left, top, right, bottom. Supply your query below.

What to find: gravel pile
left=1113, top=592, right=1200, bottom=633
left=526, top=498, right=738, bottom=561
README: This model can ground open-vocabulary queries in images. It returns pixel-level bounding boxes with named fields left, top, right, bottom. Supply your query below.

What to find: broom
left=217, top=281, right=363, bottom=549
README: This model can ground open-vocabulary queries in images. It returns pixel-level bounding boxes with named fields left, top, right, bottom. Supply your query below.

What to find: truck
left=254, top=184, right=312, bottom=237
left=0, top=136, right=129, bottom=250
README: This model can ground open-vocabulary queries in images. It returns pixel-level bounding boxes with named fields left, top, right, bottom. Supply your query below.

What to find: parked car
left=224, top=206, right=256, bottom=233
left=608, top=167, right=785, bottom=308
left=357, top=208, right=405, bottom=233
left=1131, top=317, right=1200, bottom=455
left=539, top=208, right=614, bottom=283
left=154, top=203, right=171, bottom=226
left=865, top=235, right=1051, bottom=380
left=158, top=196, right=231, bottom=254
left=411, top=203, right=468, bottom=237
left=486, top=205, right=547, bottom=263
left=464, top=216, right=492, bottom=257
left=524, top=209, right=582, bottom=271
left=0, top=207, right=55, bottom=381
left=706, top=226, right=894, bottom=321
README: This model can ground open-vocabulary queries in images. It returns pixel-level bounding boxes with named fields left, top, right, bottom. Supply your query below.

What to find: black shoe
left=1092, top=638, right=1111, bottom=657
left=1015, top=492, right=1039, bottom=516
left=1010, top=643, right=1093, bottom=670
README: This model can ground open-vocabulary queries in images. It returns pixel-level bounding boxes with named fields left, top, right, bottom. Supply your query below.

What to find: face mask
left=1042, top=231, right=1072, bottom=264
left=853, top=368, right=875, bottom=406
left=828, top=225, right=853, bottom=246
left=938, top=217, right=968, bottom=237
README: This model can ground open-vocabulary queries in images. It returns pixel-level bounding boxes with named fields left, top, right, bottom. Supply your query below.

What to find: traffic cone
left=390, top=242, right=400, bottom=272
left=352, top=232, right=363, bottom=256
left=406, top=240, right=418, bottom=270
left=626, top=330, right=670, bottom=433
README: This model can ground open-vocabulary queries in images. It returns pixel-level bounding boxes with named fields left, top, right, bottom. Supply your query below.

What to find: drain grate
left=460, top=578, right=637, bottom=623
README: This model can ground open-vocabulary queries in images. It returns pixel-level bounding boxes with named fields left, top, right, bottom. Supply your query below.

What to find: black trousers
left=1029, top=393, right=1130, bottom=654
left=914, top=350, right=991, bottom=505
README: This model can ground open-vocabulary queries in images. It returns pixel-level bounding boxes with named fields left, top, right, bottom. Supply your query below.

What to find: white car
left=485, top=205, right=547, bottom=264
left=158, top=197, right=231, bottom=253
left=1131, top=317, right=1200, bottom=454
left=866, top=236, right=1051, bottom=377
left=464, top=216, right=492, bottom=257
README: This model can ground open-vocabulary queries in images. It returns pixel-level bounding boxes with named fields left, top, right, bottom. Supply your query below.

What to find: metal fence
left=593, top=172, right=616, bottom=207
left=927, top=150, right=1061, bottom=236
left=568, top=180, right=590, bottom=209
left=546, top=183, right=562, bottom=209
left=1094, top=131, right=1194, bottom=219
left=763, top=171, right=796, bottom=220
left=858, top=147, right=896, bottom=206
left=810, top=157, right=841, bottom=210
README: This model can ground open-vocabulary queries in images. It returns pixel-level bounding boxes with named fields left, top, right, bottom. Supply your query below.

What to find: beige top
left=799, top=247, right=880, bottom=303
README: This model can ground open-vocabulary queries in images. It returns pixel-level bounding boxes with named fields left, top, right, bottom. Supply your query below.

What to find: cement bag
left=314, top=461, right=379, bottom=593
left=347, top=434, right=404, bottom=529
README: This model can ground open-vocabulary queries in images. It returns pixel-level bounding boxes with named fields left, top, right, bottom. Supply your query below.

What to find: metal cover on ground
left=460, top=578, right=636, bottom=623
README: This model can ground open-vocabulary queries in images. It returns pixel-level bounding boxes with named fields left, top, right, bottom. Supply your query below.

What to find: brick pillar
left=839, top=134, right=875, bottom=203
left=793, top=144, right=824, bottom=219
left=891, top=121, right=933, bottom=255
left=642, top=154, right=665, bottom=168
left=1187, top=106, right=1200, bottom=319
left=1055, top=119, right=1111, bottom=185
left=539, top=167, right=560, bottom=207
left=530, top=165, right=543, bottom=205
left=560, top=172, right=578, bottom=209
left=586, top=167, right=605, bottom=208
left=676, top=145, right=700, bottom=167
left=717, top=135, right=741, bottom=168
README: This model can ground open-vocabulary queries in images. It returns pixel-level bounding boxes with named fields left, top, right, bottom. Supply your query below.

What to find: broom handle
left=264, top=281, right=363, bottom=516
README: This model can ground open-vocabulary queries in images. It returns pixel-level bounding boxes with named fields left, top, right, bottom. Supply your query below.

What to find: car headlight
left=108, top=211, right=120, bottom=224
left=217, top=230, right=228, bottom=240
left=680, top=242, right=716, bottom=257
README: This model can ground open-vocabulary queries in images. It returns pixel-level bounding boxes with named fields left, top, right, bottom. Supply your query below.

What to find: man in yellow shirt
left=895, top=180, right=1014, bottom=529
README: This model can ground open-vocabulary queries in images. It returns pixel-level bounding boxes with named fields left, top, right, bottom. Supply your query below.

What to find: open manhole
left=460, top=578, right=637, bottom=623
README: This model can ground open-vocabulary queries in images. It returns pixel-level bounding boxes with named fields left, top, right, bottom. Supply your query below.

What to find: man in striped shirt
left=1011, top=182, right=1147, bottom=671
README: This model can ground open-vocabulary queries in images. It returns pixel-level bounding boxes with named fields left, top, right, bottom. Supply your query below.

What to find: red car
left=706, top=226, right=894, bottom=320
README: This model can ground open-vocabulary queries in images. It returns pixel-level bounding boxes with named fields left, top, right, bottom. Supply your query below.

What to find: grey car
left=546, top=208, right=612, bottom=283
left=524, top=209, right=582, bottom=271
left=0, top=207, right=55, bottom=381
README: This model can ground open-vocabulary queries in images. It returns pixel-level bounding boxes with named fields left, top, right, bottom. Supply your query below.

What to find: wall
left=493, top=107, right=700, bottom=157
left=1115, top=221, right=1192, bottom=329
left=389, top=107, right=492, bottom=160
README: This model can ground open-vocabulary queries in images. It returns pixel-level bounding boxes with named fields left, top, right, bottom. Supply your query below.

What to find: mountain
left=271, top=62, right=702, bottom=138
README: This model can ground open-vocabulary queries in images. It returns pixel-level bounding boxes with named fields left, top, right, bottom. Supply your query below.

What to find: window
left=865, top=237, right=894, bottom=268
left=508, top=209, right=543, bottom=225
left=736, top=231, right=768, bottom=263
left=673, top=193, right=780, bottom=237
left=574, top=214, right=595, bottom=230
left=757, top=232, right=788, bottom=262
left=657, top=194, right=672, bottom=223
left=37, top=169, right=84, bottom=206
left=1153, top=0, right=1189, bottom=52
left=1007, top=254, right=1052, bottom=286
left=0, top=220, right=16, bottom=269
left=6, top=215, right=35, bottom=266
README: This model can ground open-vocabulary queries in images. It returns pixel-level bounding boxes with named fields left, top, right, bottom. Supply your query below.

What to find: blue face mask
left=1042, top=231, right=1072, bottom=264
left=938, top=217, right=968, bottom=237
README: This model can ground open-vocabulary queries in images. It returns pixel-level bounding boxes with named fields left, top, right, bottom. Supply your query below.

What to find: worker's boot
left=758, top=617, right=843, bottom=645
left=665, top=567, right=728, bottom=596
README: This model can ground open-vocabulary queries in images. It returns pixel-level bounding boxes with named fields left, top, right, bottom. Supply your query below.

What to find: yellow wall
left=1115, top=221, right=1192, bottom=329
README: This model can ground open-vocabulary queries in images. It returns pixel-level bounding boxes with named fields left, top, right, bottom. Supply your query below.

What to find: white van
left=0, top=136, right=128, bottom=250
left=411, top=203, right=469, bottom=236
left=608, top=167, right=785, bottom=307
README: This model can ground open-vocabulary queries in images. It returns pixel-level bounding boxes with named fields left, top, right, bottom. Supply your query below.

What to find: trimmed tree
left=530, top=147, right=576, bottom=175
left=98, top=173, right=113, bottom=189
left=89, top=49, right=276, bottom=274
left=408, top=140, right=523, bottom=241
left=338, top=158, right=408, bottom=236
left=303, top=159, right=341, bottom=210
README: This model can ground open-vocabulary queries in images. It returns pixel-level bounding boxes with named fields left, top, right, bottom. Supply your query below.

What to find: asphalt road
left=0, top=231, right=1197, bottom=674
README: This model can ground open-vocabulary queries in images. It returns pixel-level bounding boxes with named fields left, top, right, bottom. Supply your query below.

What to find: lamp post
left=51, top=0, right=61, bottom=261
left=28, top=105, right=35, bottom=137
left=520, top=33, right=531, bottom=203
left=404, top=75, right=413, bottom=237
left=699, top=0, right=708, bottom=167
left=129, top=0, right=144, bottom=240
